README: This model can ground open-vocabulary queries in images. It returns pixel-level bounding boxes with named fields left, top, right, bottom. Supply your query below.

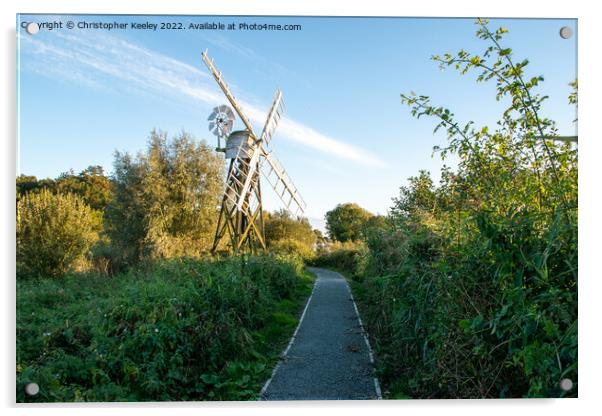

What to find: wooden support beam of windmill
left=211, top=156, right=267, bottom=254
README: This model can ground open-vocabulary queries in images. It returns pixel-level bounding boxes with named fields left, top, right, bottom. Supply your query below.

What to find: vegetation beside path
left=16, top=130, right=318, bottom=402
left=312, top=20, right=577, bottom=399
left=17, top=256, right=314, bottom=402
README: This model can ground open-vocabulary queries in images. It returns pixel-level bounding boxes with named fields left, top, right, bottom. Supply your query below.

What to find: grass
left=16, top=255, right=315, bottom=402
left=346, top=278, right=401, bottom=400
left=327, top=215, right=577, bottom=398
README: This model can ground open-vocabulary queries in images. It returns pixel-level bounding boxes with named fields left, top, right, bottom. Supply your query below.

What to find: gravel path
left=260, top=267, right=381, bottom=400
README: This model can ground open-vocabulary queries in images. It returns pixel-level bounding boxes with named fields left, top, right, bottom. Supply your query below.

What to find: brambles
left=16, top=255, right=312, bottom=402
left=17, top=190, right=101, bottom=278
left=342, top=20, right=577, bottom=398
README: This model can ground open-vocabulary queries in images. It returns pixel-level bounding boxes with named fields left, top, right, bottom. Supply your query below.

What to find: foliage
left=16, top=256, right=313, bottom=402
left=268, top=238, right=316, bottom=262
left=264, top=209, right=317, bottom=260
left=264, top=209, right=316, bottom=246
left=390, top=171, right=437, bottom=220
left=325, top=202, right=374, bottom=242
left=56, top=166, right=113, bottom=212
left=310, top=241, right=368, bottom=280
left=16, top=166, right=113, bottom=212
left=361, top=214, right=388, bottom=238
left=350, top=20, right=577, bottom=398
left=16, top=175, right=55, bottom=201
left=14, top=18, right=578, bottom=402
left=106, top=130, right=224, bottom=266
left=313, top=228, right=326, bottom=244
left=17, top=190, right=101, bottom=278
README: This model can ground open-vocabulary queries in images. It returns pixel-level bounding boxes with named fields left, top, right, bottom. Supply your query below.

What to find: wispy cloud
left=202, top=32, right=259, bottom=61
left=201, top=32, right=296, bottom=79
left=18, top=31, right=386, bottom=167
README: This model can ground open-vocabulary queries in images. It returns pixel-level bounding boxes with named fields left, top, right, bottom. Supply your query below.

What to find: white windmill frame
left=201, top=50, right=307, bottom=253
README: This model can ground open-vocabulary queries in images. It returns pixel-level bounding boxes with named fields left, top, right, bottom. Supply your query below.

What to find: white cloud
left=19, top=31, right=386, bottom=167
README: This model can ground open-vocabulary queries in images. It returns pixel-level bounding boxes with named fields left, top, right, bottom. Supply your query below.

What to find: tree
left=325, top=203, right=374, bottom=242
left=106, top=130, right=225, bottom=263
left=264, top=209, right=317, bottom=259
left=313, top=229, right=326, bottom=244
left=361, top=214, right=388, bottom=236
left=56, top=166, right=113, bottom=212
left=16, top=175, right=56, bottom=202
left=390, top=170, right=437, bottom=221
left=16, top=167, right=113, bottom=215
left=264, top=209, right=316, bottom=247
left=16, top=175, right=44, bottom=197
left=17, top=189, right=100, bottom=277
left=357, top=19, right=578, bottom=398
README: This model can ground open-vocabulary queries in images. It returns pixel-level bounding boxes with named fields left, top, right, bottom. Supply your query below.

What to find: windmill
left=201, top=50, right=307, bottom=254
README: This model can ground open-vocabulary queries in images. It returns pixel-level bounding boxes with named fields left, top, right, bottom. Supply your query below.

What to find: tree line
left=16, top=130, right=319, bottom=278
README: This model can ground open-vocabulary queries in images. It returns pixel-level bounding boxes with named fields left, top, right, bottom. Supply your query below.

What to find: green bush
left=351, top=20, right=577, bottom=399
left=310, top=241, right=367, bottom=280
left=264, top=209, right=317, bottom=262
left=357, top=210, right=577, bottom=398
left=106, top=130, right=224, bottom=265
left=17, top=190, right=100, bottom=278
left=16, top=255, right=311, bottom=402
left=325, top=203, right=373, bottom=242
left=268, top=238, right=316, bottom=263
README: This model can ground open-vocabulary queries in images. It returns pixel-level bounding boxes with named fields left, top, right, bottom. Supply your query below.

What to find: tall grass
left=17, top=255, right=313, bottom=402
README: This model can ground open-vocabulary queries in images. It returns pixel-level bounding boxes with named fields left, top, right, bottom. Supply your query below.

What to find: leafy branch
left=401, top=18, right=576, bottom=212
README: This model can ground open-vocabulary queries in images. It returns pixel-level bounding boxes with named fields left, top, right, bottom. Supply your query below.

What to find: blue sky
left=16, top=15, right=577, bottom=231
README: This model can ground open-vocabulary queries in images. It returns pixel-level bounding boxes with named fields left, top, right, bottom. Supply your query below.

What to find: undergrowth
left=313, top=20, right=578, bottom=399
left=16, top=255, right=314, bottom=402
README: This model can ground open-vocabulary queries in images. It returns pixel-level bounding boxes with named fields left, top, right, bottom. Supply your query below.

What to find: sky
left=16, top=15, right=577, bottom=231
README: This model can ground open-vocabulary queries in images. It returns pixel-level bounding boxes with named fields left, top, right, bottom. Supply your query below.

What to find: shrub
left=353, top=20, right=578, bottom=398
left=310, top=241, right=367, bottom=279
left=358, top=209, right=577, bottom=398
left=106, top=130, right=224, bottom=265
left=264, top=209, right=317, bottom=262
left=268, top=238, right=316, bottom=262
left=17, top=190, right=100, bottom=278
left=16, top=255, right=310, bottom=402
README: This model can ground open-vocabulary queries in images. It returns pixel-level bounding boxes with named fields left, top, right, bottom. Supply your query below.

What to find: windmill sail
left=202, top=49, right=262, bottom=212
left=262, top=152, right=306, bottom=215
left=202, top=50, right=256, bottom=135
left=259, top=89, right=284, bottom=146
left=234, top=89, right=284, bottom=212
